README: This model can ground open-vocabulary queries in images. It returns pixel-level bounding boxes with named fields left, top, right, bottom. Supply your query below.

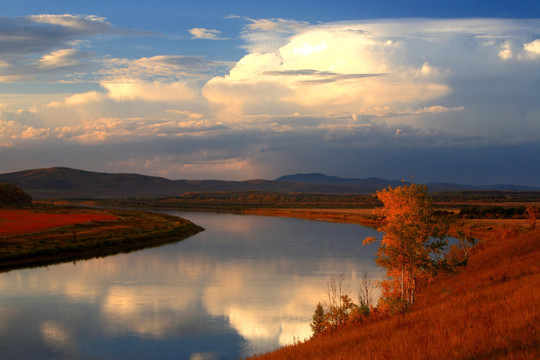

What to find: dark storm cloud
left=2, top=125, right=539, bottom=186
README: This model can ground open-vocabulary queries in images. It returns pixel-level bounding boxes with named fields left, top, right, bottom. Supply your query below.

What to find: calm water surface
left=0, top=212, right=383, bottom=359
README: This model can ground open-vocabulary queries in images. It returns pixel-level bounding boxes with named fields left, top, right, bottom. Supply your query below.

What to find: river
left=0, top=211, right=383, bottom=359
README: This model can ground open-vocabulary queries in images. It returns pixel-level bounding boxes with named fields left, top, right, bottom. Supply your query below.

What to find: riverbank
left=0, top=207, right=203, bottom=272
left=242, top=207, right=532, bottom=240
left=248, top=211, right=540, bottom=359
left=242, top=208, right=379, bottom=227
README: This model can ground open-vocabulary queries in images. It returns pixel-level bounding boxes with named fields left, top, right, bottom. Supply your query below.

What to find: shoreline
left=240, top=207, right=528, bottom=241
left=0, top=207, right=204, bottom=272
left=1, top=205, right=527, bottom=273
left=242, top=208, right=380, bottom=227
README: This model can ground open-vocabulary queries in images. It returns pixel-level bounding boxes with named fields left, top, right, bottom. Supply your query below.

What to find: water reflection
left=0, top=212, right=383, bottom=359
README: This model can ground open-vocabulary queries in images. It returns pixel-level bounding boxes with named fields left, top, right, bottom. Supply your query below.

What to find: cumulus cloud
left=203, top=22, right=452, bottom=120
left=524, top=39, right=540, bottom=58
left=1, top=16, right=540, bottom=184
left=498, top=42, right=514, bottom=60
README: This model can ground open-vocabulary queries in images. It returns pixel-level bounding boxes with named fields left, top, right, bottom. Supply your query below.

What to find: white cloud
left=524, top=39, right=540, bottom=58
left=25, top=14, right=110, bottom=32
left=499, top=42, right=514, bottom=60
left=1, top=17, right=539, bottom=183
left=101, top=81, right=197, bottom=102
left=49, top=91, right=106, bottom=107
left=189, top=28, right=223, bottom=40
left=203, top=22, right=451, bottom=120
left=21, top=126, right=50, bottom=140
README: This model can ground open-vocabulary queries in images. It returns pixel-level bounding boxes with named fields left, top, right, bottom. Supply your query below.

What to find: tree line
left=458, top=205, right=537, bottom=219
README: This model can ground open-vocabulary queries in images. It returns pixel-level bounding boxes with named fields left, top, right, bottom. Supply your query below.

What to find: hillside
left=0, top=167, right=371, bottom=199
left=0, top=167, right=186, bottom=199
left=0, top=167, right=538, bottom=200
left=0, top=183, right=32, bottom=206
left=276, top=173, right=404, bottom=187
left=250, top=223, right=540, bottom=359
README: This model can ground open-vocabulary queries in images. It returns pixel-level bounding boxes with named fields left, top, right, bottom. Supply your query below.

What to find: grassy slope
left=250, top=222, right=540, bottom=360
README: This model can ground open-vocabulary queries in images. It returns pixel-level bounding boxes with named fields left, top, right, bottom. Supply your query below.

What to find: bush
left=0, top=183, right=32, bottom=206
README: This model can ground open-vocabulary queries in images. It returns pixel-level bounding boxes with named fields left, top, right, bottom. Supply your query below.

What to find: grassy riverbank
left=0, top=206, right=203, bottom=271
left=242, top=207, right=534, bottom=238
left=242, top=208, right=380, bottom=227
left=247, top=210, right=540, bottom=360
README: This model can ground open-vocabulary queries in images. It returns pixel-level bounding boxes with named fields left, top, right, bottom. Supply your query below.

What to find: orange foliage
left=250, top=226, right=540, bottom=360
left=369, top=184, right=447, bottom=305
left=0, top=209, right=117, bottom=236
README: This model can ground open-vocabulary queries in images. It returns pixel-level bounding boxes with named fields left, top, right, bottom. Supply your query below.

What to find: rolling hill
left=0, top=167, right=538, bottom=200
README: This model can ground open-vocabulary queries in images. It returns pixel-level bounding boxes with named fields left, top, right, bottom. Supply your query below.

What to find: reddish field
left=0, top=209, right=118, bottom=236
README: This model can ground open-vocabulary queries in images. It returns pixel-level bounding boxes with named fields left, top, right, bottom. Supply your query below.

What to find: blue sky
left=1, top=0, right=540, bottom=186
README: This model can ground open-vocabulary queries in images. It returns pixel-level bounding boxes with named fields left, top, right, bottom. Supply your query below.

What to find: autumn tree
left=310, top=275, right=359, bottom=336
left=310, top=302, right=326, bottom=336
left=364, top=183, right=448, bottom=307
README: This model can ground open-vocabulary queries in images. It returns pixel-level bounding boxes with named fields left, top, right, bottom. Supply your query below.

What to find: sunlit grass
left=250, top=224, right=540, bottom=360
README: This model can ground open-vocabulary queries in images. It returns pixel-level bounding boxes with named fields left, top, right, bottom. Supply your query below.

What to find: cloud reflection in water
left=0, top=212, right=383, bottom=359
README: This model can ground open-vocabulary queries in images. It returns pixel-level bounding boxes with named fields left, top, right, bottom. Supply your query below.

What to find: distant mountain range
left=0, top=167, right=538, bottom=200
left=276, top=173, right=540, bottom=192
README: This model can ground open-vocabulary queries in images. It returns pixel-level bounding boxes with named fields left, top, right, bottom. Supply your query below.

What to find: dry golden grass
left=243, top=208, right=379, bottom=227
left=250, top=223, right=540, bottom=360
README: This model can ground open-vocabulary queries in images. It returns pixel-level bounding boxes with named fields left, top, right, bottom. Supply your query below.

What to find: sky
left=1, top=1, right=540, bottom=186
